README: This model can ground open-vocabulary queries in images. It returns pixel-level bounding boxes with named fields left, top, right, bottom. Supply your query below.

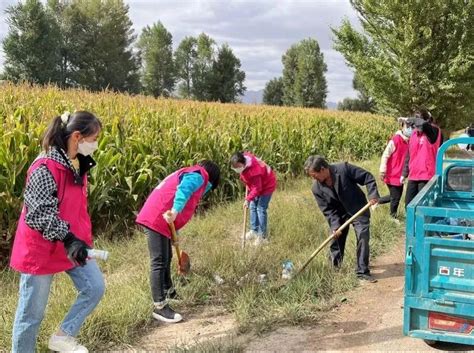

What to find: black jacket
left=311, top=162, right=380, bottom=231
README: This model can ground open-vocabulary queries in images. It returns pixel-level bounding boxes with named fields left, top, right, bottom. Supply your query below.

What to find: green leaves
left=333, top=0, right=474, bottom=129
left=279, top=38, right=328, bottom=108
left=0, top=83, right=394, bottom=264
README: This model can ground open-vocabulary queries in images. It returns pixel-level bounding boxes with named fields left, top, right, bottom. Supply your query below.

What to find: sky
left=0, top=0, right=360, bottom=102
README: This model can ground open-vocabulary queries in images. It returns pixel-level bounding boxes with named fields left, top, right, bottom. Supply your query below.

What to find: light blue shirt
left=173, top=172, right=212, bottom=212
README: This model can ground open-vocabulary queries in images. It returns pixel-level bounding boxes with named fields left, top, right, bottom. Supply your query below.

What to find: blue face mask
left=403, top=127, right=413, bottom=137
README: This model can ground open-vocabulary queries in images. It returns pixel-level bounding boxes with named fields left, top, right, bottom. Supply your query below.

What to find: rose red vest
left=408, top=126, right=442, bottom=181
left=240, top=153, right=277, bottom=198
left=384, top=134, right=409, bottom=186
left=10, top=158, right=93, bottom=275
left=136, top=166, right=209, bottom=238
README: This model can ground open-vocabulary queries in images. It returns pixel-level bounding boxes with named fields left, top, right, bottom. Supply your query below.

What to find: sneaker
left=254, top=236, right=269, bottom=246
left=243, top=230, right=258, bottom=241
left=357, top=274, right=378, bottom=283
left=152, top=304, right=183, bottom=323
left=48, top=335, right=88, bottom=353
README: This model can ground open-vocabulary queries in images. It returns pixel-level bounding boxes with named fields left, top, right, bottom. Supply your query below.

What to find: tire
left=424, top=339, right=438, bottom=347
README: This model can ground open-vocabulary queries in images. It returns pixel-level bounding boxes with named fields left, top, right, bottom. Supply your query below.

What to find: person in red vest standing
left=230, top=152, right=277, bottom=245
left=402, top=109, right=443, bottom=207
left=136, top=161, right=220, bottom=323
left=10, top=112, right=104, bottom=353
left=379, top=117, right=415, bottom=221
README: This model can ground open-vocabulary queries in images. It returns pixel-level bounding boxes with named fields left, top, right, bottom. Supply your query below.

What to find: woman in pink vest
left=379, top=117, right=414, bottom=220
left=10, top=112, right=104, bottom=353
left=136, top=161, right=220, bottom=323
left=402, top=109, right=443, bottom=207
left=230, top=152, right=277, bottom=245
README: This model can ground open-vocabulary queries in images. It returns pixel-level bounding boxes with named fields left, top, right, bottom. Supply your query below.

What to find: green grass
left=0, top=159, right=403, bottom=351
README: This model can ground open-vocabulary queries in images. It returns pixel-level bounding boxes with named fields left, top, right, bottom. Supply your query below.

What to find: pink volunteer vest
left=240, top=153, right=277, bottom=199
left=384, top=134, right=409, bottom=186
left=408, top=126, right=442, bottom=181
left=10, top=158, right=93, bottom=275
left=136, top=166, right=209, bottom=238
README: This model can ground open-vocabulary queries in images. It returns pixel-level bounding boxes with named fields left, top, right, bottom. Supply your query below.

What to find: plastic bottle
left=87, top=249, right=109, bottom=261
left=281, top=260, right=294, bottom=280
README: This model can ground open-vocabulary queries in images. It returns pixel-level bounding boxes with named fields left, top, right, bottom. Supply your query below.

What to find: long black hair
left=42, top=111, right=102, bottom=151
left=199, top=160, right=220, bottom=190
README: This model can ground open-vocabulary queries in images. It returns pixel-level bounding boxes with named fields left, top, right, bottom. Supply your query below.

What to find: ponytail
left=42, top=115, right=67, bottom=151
left=42, top=111, right=102, bottom=152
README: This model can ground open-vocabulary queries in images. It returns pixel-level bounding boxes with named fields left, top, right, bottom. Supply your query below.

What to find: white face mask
left=232, top=166, right=245, bottom=174
left=77, top=140, right=98, bottom=156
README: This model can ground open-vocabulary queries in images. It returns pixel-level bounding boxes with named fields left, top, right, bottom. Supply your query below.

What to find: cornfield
left=0, top=83, right=395, bottom=261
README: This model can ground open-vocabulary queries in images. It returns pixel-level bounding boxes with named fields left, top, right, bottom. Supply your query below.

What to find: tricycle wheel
left=424, top=339, right=438, bottom=347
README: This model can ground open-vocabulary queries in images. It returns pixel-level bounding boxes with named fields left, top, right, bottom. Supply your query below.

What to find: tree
left=282, top=38, right=327, bottom=108
left=337, top=97, right=372, bottom=112
left=191, top=33, right=216, bottom=101
left=208, top=44, right=246, bottom=103
left=175, top=36, right=198, bottom=98
left=2, top=0, right=61, bottom=84
left=263, top=77, right=284, bottom=106
left=332, top=0, right=474, bottom=129
left=338, top=74, right=376, bottom=112
left=65, top=0, right=140, bottom=93
left=138, top=21, right=175, bottom=97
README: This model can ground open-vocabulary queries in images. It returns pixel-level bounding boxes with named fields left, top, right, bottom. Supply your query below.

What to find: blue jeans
left=12, top=260, right=105, bottom=353
left=249, top=193, right=273, bottom=237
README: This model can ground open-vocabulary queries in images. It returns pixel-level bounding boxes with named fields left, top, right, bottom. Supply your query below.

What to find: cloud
left=0, top=0, right=360, bottom=101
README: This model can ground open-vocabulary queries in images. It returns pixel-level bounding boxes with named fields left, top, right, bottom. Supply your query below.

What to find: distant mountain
left=241, top=90, right=263, bottom=104
left=326, top=101, right=338, bottom=110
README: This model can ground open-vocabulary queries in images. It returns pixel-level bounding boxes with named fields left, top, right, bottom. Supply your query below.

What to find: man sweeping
left=304, top=156, right=380, bottom=283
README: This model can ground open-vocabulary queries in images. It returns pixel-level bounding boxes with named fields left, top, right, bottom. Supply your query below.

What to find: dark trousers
left=144, top=227, right=173, bottom=303
left=329, top=216, right=371, bottom=275
left=405, top=180, right=428, bottom=207
left=387, top=184, right=403, bottom=217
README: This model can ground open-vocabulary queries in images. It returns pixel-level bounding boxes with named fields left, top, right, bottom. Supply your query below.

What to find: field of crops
left=0, top=83, right=395, bottom=260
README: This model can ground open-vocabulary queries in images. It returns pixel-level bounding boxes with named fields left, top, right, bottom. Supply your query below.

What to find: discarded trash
left=257, top=274, right=267, bottom=284
left=237, top=274, right=250, bottom=286
left=281, top=260, right=294, bottom=280
left=340, top=297, right=348, bottom=303
left=214, top=274, right=224, bottom=285
left=87, top=249, right=109, bottom=261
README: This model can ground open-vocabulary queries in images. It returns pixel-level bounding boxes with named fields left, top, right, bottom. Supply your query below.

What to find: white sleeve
left=379, top=140, right=396, bottom=173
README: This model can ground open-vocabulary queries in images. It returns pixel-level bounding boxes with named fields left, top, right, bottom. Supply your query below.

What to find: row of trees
left=263, top=38, right=328, bottom=109
left=2, top=0, right=246, bottom=103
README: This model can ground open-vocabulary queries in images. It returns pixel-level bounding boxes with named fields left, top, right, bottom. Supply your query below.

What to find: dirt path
left=121, top=306, right=236, bottom=351
left=123, top=236, right=474, bottom=352
left=245, top=237, right=474, bottom=352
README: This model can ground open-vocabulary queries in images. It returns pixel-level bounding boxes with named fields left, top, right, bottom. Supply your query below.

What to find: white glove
left=400, top=176, right=406, bottom=184
left=163, top=209, right=178, bottom=224
left=243, top=200, right=249, bottom=209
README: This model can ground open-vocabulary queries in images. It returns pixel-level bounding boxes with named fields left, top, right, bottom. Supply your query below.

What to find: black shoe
left=357, top=274, right=378, bottom=283
left=152, top=304, right=183, bottom=323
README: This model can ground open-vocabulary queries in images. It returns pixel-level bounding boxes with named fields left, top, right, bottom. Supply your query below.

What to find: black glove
left=62, top=232, right=89, bottom=267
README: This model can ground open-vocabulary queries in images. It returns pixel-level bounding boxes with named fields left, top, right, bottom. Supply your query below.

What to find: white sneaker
left=243, top=230, right=258, bottom=240
left=254, top=236, right=269, bottom=246
left=48, top=335, right=88, bottom=353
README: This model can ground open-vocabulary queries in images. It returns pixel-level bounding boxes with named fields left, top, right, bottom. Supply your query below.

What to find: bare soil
left=124, top=237, right=474, bottom=352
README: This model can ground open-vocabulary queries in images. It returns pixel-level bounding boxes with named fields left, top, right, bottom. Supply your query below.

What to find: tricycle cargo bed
left=404, top=137, right=474, bottom=346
